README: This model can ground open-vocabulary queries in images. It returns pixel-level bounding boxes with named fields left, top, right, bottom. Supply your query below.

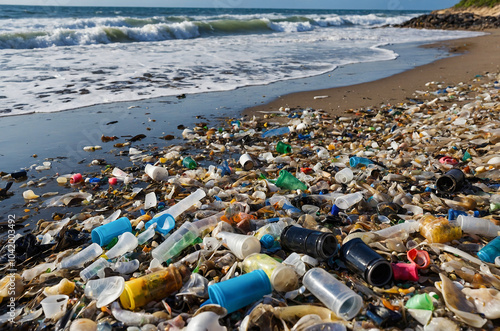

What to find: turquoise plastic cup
left=275, top=170, right=307, bottom=191
left=91, top=217, right=132, bottom=246
left=201, top=269, right=272, bottom=313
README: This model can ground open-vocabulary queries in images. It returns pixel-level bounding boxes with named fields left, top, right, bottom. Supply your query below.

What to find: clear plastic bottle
left=419, top=215, right=462, bottom=243
left=59, top=243, right=103, bottom=269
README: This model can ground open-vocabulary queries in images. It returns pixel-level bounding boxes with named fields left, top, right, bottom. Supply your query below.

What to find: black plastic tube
left=436, top=168, right=465, bottom=193
left=281, top=225, right=338, bottom=260
left=340, top=238, right=392, bottom=287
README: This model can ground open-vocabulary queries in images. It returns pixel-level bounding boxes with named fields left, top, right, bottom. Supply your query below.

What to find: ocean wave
left=0, top=13, right=419, bottom=49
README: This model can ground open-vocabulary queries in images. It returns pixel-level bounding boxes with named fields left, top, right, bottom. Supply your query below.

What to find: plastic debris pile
left=0, top=72, right=500, bottom=330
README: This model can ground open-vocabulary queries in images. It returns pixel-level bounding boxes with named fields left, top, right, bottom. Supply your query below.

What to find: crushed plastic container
left=242, top=253, right=298, bottom=292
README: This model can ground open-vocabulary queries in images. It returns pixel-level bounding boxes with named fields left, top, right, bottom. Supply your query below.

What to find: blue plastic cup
left=202, top=269, right=272, bottom=313
left=477, top=236, right=500, bottom=263
left=91, top=217, right=132, bottom=246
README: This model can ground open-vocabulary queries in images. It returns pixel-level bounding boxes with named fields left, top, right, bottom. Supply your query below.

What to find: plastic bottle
left=477, top=236, right=500, bottom=264
left=373, top=221, right=420, bottom=238
left=340, top=238, right=392, bottom=287
left=201, top=269, right=272, bottom=314
left=92, top=217, right=132, bottom=246
left=151, top=222, right=200, bottom=262
left=455, top=215, right=500, bottom=238
left=255, top=220, right=290, bottom=239
left=182, top=156, right=197, bottom=169
left=216, top=232, right=261, bottom=260
left=111, top=167, right=133, bottom=184
left=280, top=225, right=338, bottom=260
left=80, top=258, right=110, bottom=282
left=276, top=141, right=292, bottom=154
left=120, top=265, right=189, bottom=310
left=303, top=268, right=363, bottom=320
left=349, top=157, right=373, bottom=168
left=144, top=164, right=169, bottom=181
left=113, top=259, right=140, bottom=275
left=59, top=243, right=103, bottom=269
left=104, top=232, right=138, bottom=259
left=261, top=126, right=291, bottom=138
left=137, top=223, right=157, bottom=245
left=145, top=188, right=206, bottom=235
left=242, top=253, right=298, bottom=292
left=419, top=215, right=462, bottom=243
left=335, top=192, right=364, bottom=210
left=435, top=168, right=465, bottom=193
left=275, top=170, right=307, bottom=191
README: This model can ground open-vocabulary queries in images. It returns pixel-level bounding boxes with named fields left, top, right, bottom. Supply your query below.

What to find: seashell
left=69, top=319, right=97, bottom=331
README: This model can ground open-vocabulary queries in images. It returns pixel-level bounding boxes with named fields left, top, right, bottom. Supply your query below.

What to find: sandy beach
left=244, top=29, right=500, bottom=117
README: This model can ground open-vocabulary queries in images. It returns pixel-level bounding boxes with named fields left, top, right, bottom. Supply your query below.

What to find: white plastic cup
left=144, top=164, right=169, bottom=181
left=239, top=153, right=255, bottom=170
left=216, top=232, right=261, bottom=260
left=105, top=232, right=138, bottom=259
left=303, top=268, right=362, bottom=320
left=41, top=294, right=69, bottom=319
left=335, top=168, right=354, bottom=184
left=335, top=192, right=363, bottom=210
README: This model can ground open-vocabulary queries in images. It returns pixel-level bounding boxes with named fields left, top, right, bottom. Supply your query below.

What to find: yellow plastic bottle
left=419, top=215, right=462, bottom=243
left=120, top=264, right=189, bottom=310
left=242, top=253, right=298, bottom=292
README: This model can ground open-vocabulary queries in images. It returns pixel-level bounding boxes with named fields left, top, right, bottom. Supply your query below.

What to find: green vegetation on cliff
left=455, top=0, right=500, bottom=8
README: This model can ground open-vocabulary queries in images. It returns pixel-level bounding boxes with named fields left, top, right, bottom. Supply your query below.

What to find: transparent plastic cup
left=59, top=243, right=103, bottom=269
left=335, top=168, right=354, bottom=184
left=144, top=164, right=169, bottom=181
left=216, top=232, right=261, bottom=260
left=202, top=269, right=272, bottom=314
left=275, top=170, right=307, bottom=191
left=85, top=276, right=125, bottom=308
left=303, top=268, right=362, bottom=320
left=41, top=294, right=69, bottom=319
left=335, top=192, right=363, bottom=210
left=105, top=232, right=138, bottom=259
left=91, top=217, right=132, bottom=246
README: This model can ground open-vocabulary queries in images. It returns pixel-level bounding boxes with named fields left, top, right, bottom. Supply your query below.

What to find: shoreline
left=243, top=29, right=500, bottom=118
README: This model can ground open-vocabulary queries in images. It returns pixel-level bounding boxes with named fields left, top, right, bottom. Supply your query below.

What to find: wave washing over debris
left=0, top=69, right=499, bottom=330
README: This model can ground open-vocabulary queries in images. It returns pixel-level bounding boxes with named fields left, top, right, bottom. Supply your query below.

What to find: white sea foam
left=0, top=9, right=485, bottom=117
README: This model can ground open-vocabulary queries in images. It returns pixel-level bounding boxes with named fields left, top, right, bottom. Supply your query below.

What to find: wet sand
left=243, top=29, right=500, bottom=117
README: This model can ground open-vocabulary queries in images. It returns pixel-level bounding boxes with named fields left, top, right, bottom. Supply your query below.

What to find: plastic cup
left=275, top=170, right=307, bottom=191
left=340, top=238, right=392, bottom=287
left=239, top=153, right=255, bottom=170
left=84, top=276, right=125, bottom=308
left=202, top=269, right=272, bottom=313
left=70, top=173, right=83, bottom=184
left=407, top=248, right=430, bottom=269
left=392, top=263, right=419, bottom=282
left=276, top=141, right=292, bottom=154
left=303, top=268, right=363, bottom=320
left=335, top=168, right=353, bottom=184
left=41, top=294, right=69, bottom=319
left=91, top=217, right=132, bottom=246
left=104, top=232, right=138, bottom=259
left=335, top=192, right=363, bottom=210
left=280, top=225, right=338, bottom=260
left=144, top=164, right=169, bottom=181
left=217, top=232, right=261, bottom=260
